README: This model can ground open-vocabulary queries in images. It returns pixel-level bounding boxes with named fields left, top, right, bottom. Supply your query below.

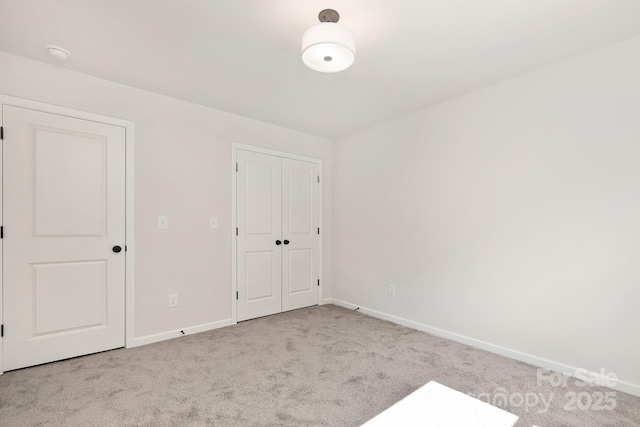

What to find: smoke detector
left=46, top=45, right=71, bottom=61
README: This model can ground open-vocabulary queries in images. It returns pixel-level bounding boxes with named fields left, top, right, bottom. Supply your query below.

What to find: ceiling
left=1, top=1, right=640, bottom=139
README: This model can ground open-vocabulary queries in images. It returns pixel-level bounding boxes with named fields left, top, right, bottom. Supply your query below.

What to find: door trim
left=231, top=142, right=323, bottom=324
left=0, top=94, right=135, bottom=374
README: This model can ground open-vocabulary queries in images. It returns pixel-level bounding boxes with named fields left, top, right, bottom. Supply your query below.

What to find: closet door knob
left=112, top=245, right=122, bottom=253
left=283, top=240, right=290, bottom=245
left=275, top=240, right=282, bottom=245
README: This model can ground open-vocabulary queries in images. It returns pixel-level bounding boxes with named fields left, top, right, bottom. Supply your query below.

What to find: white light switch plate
left=158, top=216, right=168, bottom=229
left=210, top=217, right=218, bottom=229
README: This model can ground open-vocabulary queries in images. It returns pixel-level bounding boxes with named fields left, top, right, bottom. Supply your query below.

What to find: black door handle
left=275, top=240, right=282, bottom=245
left=112, top=245, right=122, bottom=253
left=283, top=240, right=290, bottom=245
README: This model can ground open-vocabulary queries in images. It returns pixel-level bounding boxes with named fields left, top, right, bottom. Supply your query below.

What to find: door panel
left=287, top=168, right=312, bottom=234
left=287, top=249, right=312, bottom=294
left=236, top=150, right=282, bottom=321
left=245, top=162, right=276, bottom=235
left=245, top=251, right=275, bottom=301
left=32, top=261, right=107, bottom=336
left=282, top=158, right=319, bottom=312
left=34, top=128, right=107, bottom=237
left=3, top=105, right=126, bottom=371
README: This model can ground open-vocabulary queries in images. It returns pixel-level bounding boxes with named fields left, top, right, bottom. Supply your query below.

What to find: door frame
left=231, top=143, right=323, bottom=323
left=0, top=94, right=135, bottom=375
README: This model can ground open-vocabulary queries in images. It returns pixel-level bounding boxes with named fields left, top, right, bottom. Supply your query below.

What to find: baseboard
left=320, top=298, right=333, bottom=306
left=131, top=318, right=235, bottom=348
left=329, top=298, right=640, bottom=398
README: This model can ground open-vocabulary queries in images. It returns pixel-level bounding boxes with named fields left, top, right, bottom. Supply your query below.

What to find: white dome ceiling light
left=46, top=45, right=71, bottom=61
left=302, top=9, right=355, bottom=73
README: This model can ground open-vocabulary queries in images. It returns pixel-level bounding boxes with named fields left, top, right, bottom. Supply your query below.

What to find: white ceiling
left=1, top=1, right=640, bottom=138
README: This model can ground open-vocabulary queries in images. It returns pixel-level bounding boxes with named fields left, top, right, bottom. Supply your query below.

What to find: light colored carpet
left=0, top=305, right=638, bottom=426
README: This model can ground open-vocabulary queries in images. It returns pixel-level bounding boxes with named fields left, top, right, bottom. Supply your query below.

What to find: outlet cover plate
left=388, top=284, right=396, bottom=297
left=169, top=293, right=178, bottom=307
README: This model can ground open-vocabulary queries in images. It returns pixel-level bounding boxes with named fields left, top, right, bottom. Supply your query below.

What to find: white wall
left=0, top=51, right=332, bottom=341
left=333, top=36, right=640, bottom=393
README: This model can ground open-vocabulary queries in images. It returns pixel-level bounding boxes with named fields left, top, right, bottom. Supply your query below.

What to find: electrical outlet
left=388, top=284, right=396, bottom=297
left=169, top=293, right=178, bottom=307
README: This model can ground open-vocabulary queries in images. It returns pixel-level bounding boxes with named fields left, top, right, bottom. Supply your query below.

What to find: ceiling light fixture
left=302, top=9, right=355, bottom=73
left=46, top=45, right=71, bottom=61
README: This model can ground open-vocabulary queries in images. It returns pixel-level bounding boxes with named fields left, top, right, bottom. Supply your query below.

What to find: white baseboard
left=320, top=298, right=333, bottom=306
left=329, top=298, right=640, bottom=398
left=130, top=318, right=235, bottom=348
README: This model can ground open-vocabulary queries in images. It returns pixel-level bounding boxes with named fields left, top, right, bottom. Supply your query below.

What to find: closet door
left=281, top=158, right=319, bottom=312
left=236, top=149, right=320, bottom=322
left=236, top=150, right=282, bottom=321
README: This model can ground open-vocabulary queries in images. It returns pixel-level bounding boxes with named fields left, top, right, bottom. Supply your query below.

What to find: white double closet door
left=236, top=150, right=320, bottom=322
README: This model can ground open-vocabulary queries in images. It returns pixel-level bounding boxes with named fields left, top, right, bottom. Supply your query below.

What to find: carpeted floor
left=0, top=305, right=638, bottom=426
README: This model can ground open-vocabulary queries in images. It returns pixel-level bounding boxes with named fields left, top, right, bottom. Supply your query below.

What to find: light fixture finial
left=318, top=9, right=340, bottom=23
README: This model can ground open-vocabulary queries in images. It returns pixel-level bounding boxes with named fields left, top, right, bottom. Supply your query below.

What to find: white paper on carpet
left=361, top=381, right=519, bottom=427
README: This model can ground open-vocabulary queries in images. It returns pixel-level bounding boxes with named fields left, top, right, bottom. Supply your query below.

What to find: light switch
left=158, top=216, right=168, bottom=229
left=210, top=217, right=218, bottom=229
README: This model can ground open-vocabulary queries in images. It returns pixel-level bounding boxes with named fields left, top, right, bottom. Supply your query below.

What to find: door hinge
left=317, top=279, right=320, bottom=287
left=317, top=227, right=320, bottom=235
left=236, top=163, right=238, bottom=172
left=125, top=245, right=128, bottom=252
left=1, top=226, right=3, bottom=239
left=317, top=175, right=320, bottom=183
left=236, top=227, right=238, bottom=236
left=0, top=126, right=3, bottom=140
left=236, top=291, right=239, bottom=300
left=1, top=324, right=4, bottom=338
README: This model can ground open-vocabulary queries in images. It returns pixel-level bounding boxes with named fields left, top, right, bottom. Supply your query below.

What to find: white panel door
left=281, top=158, right=319, bottom=312
left=3, top=105, right=126, bottom=371
left=236, top=150, right=282, bottom=321
left=236, top=150, right=320, bottom=322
